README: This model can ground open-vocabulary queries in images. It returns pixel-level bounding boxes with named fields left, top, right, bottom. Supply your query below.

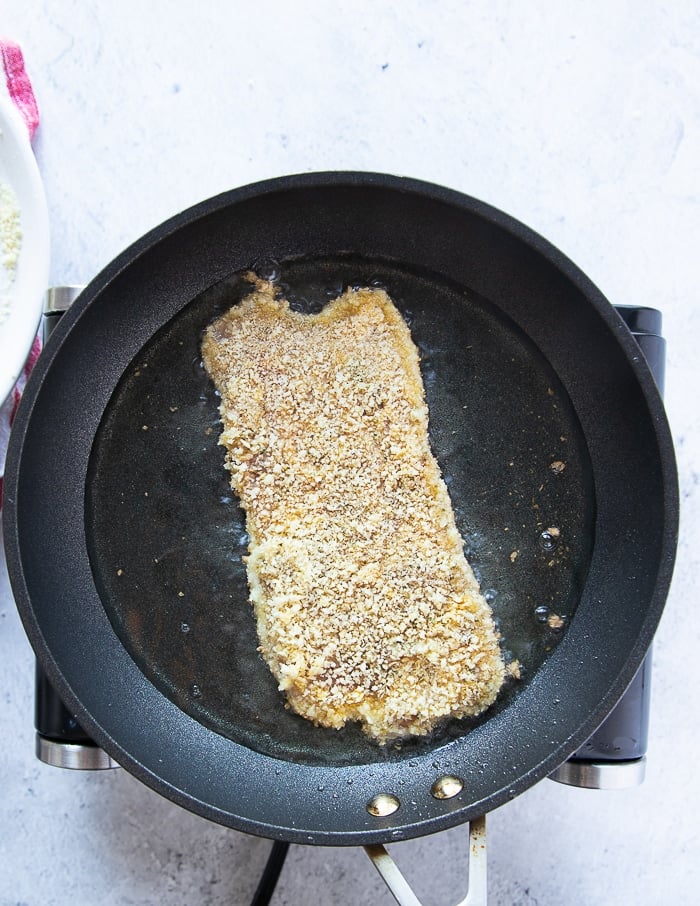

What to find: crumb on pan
left=506, top=659, right=522, bottom=680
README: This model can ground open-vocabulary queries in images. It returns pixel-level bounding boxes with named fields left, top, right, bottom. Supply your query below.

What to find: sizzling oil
left=85, top=255, right=595, bottom=767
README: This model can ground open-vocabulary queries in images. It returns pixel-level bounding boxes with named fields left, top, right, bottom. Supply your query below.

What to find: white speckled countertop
left=1, top=2, right=699, bottom=904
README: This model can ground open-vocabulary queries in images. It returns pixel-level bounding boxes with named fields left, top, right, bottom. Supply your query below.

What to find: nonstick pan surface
left=3, top=173, right=678, bottom=845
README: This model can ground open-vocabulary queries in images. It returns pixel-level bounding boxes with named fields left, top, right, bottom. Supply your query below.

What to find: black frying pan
left=2, top=172, right=678, bottom=845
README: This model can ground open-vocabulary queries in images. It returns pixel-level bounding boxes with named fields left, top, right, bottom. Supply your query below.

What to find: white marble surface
left=1, top=2, right=699, bottom=904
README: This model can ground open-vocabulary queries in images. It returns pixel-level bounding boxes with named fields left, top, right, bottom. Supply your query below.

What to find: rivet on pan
left=431, top=775, right=464, bottom=800
left=366, top=793, right=400, bottom=817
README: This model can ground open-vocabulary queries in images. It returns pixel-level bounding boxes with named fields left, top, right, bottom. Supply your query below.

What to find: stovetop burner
left=30, top=288, right=670, bottom=906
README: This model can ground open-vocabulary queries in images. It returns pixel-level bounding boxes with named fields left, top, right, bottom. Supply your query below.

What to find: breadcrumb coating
left=201, top=276, right=505, bottom=742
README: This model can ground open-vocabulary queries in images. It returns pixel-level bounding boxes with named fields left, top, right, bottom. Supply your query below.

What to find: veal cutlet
left=201, top=275, right=505, bottom=742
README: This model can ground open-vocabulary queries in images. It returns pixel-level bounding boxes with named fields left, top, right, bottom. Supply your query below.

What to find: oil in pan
left=85, top=254, right=595, bottom=767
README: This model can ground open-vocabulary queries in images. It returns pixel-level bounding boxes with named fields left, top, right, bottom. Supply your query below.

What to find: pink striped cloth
left=1, top=40, right=39, bottom=140
left=0, top=39, right=41, bottom=509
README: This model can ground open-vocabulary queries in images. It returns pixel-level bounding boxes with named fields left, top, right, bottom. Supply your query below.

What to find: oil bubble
left=325, top=279, right=345, bottom=298
left=540, top=530, right=558, bottom=552
left=289, top=295, right=308, bottom=313
left=307, top=298, right=325, bottom=314
left=190, top=683, right=202, bottom=698
left=534, top=605, right=550, bottom=623
left=252, top=257, right=280, bottom=282
left=421, top=358, right=437, bottom=386
left=483, top=588, right=498, bottom=604
left=180, top=622, right=190, bottom=633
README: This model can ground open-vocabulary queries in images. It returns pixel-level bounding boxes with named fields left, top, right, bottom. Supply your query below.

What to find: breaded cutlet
left=201, top=276, right=505, bottom=742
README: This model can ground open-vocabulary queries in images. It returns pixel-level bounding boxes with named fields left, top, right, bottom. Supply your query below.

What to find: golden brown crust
left=201, top=277, right=505, bottom=742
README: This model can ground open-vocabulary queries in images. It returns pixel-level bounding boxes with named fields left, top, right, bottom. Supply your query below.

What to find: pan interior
left=85, top=255, right=595, bottom=767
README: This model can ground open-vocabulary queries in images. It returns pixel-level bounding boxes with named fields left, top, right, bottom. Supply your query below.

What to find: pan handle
left=364, top=815, right=487, bottom=906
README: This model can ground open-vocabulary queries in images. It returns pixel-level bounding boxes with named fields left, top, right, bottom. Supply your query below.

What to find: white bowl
left=0, top=96, right=50, bottom=407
